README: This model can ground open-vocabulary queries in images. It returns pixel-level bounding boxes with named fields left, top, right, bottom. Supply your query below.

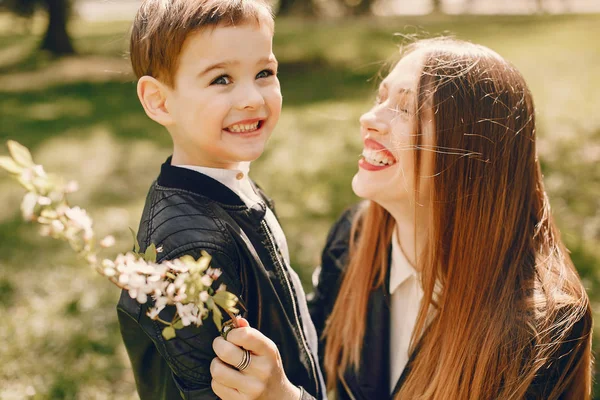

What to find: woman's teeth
left=227, top=122, right=260, bottom=133
left=362, top=148, right=395, bottom=166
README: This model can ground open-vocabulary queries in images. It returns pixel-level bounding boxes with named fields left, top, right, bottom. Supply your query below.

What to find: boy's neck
left=171, top=148, right=241, bottom=171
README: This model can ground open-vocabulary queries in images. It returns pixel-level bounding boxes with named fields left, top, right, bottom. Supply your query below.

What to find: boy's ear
left=137, top=76, right=174, bottom=126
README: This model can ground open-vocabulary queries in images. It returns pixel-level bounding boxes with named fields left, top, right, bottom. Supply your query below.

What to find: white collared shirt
left=174, top=162, right=290, bottom=265
left=389, top=227, right=424, bottom=393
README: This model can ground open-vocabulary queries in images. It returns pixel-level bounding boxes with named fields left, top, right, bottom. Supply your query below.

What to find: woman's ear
left=137, top=76, right=174, bottom=127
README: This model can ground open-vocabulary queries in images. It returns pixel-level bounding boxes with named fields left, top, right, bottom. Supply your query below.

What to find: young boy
left=116, top=1, right=325, bottom=399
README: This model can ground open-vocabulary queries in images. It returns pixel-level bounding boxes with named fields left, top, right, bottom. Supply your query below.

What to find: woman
left=209, top=38, right=592, bottom=400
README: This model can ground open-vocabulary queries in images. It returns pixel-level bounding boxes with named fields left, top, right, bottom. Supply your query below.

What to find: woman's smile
left=359, top=138, right=397, bottom=171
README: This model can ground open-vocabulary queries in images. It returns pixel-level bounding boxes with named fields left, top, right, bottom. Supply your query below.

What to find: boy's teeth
left=228, top=122, right=260, bottom=133
left=362, top=148, right=394, bottom=166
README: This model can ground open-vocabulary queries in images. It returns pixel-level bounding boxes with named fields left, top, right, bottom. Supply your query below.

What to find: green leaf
left=145, top=243, right=157, bottom=263
left=213, top=291, right=239, bottom=312
left=162, top=326, right=176, bottom=340
left=129, top=227, right=140, bottom=253
left=7, top=140, right=34, bottom=168
left=206, top=297, right=215, bottom=309
left=173, top=320, right=184, bottom=330
left=0, top=156, right=22, bottom=174
left=212, top=304, right=223, bottom=331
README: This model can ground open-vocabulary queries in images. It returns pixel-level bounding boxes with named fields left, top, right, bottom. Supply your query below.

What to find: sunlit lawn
left=0, top=12, right=598, bottom=399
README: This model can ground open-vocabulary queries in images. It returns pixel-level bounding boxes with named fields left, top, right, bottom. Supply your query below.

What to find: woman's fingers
left=225, top=326, right=277, bottom=357
left=213, top=336, right=249, bottom=369
left=213, top=336, right=273, bottom=381
left=211, top=357, right=262, bottom=394
left=211, top=378, right=243, bottom=400
left=212, top=323, right=296, bottom=400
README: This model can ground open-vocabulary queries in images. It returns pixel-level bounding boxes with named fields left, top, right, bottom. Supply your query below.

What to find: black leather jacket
left=117, top=158, right=325, bottom=400
left=309, top=205, right=590, bottom=400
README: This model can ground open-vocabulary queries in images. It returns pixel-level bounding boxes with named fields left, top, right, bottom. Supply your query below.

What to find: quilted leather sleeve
left=118, top=187, right=245, bottom=399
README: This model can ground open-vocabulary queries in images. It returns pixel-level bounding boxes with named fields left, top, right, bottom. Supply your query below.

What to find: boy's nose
left=236, top=84, right=265, bottom=110
left=360, top=110, right=389, bottom=136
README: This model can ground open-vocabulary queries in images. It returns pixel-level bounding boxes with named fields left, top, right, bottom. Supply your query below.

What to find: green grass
left=0, top=12, right=599, bottom=399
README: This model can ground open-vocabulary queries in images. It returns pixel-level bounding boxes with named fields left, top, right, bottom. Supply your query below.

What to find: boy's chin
left=232, top=144, right=268, bottom=162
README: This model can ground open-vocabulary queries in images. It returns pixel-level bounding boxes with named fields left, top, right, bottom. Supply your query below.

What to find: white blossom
left=207, top=267, right=222, bottom=280
left=51, top=220, right=65, bottom=233
left=37, top=196, right=52, bottom=206
left=86, top=254, right=97, bottom=265
left=2, top=140, right=239, bottom=339
left=136, top=292, right=148, bottom=304
left=154, top=296, right=168, bottom=310
left=200, top=275, right=213, bottom=287
left=65, top=180, right=79, bottom=193
left=199, top=291, right=209, bottom=302
left=176, top=303, right=199, bottom=326
left=100, top=235, right=116, bottom=248
left=147, top=305, right=164, bottom=320
left=33, top=165, right=46, bottom=178
left=65, top=206, right=93, bottom=234
left=21, top=192, right=38, bottom=220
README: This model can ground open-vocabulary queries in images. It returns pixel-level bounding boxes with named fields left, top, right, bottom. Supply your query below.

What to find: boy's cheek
left=271, top=86, right=283, bottom=106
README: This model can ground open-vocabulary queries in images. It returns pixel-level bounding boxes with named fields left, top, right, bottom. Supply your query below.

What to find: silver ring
left=221, top=323, right=235, bottom=341
left=235, top=349, right=251, bottom=371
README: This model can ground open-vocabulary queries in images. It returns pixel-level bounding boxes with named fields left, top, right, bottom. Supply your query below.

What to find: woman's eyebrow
left=396, top=87, right=415, bottom=97
left=395, top=88, right=417, bottom=106
left=380, top=82, right=415, bottom=96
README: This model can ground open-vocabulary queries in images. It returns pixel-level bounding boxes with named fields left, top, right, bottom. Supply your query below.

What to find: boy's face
left=165, top=22, right=281, bottom=169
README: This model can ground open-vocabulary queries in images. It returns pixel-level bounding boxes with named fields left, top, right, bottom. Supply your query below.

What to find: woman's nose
left=359, top=110, right=389, bottom=135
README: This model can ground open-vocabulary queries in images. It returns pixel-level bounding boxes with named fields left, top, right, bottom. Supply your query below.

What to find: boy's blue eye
left=211, top=75, right=231, bottom=85
left=256, top=69, right=275, bottom=79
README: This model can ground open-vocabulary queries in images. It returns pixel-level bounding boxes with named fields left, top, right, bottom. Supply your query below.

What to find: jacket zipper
left=260, top=220, right=320, bottom=399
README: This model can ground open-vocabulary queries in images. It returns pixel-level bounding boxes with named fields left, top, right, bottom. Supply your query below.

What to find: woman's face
left=352, top=50, right=435, bottom=207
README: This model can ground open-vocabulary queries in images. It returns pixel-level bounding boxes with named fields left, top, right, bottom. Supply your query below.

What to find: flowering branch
left=0, top=140, right=239, bottom=340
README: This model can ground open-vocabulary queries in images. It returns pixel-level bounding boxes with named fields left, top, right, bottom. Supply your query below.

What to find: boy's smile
left=161, top=22, right=281, bottom=169
left=224, top=117, right=265, bottom=135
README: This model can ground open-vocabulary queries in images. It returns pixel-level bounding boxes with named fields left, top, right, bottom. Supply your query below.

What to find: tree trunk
left=536, top=0, right=547, bottom=13
left=351, top=0, right=373, bottom=16
left=40, top=0, right=75, bottom=55
left=431, top=0, right=443, bottom=13
left=278, top=0, right=295, bottom=15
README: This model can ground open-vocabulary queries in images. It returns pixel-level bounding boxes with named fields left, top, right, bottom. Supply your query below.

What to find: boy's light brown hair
left=130, top=0, right=274, bottom=87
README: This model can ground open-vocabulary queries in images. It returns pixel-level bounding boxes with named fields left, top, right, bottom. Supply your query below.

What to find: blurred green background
left=0, top=0, right=599, bottom=398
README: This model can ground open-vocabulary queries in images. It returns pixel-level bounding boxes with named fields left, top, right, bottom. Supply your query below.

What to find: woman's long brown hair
left=323, top=38, right=592, bottom=399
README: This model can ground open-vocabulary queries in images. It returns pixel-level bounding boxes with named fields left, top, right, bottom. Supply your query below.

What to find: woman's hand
left=210, top=318, right=301, bottom=400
